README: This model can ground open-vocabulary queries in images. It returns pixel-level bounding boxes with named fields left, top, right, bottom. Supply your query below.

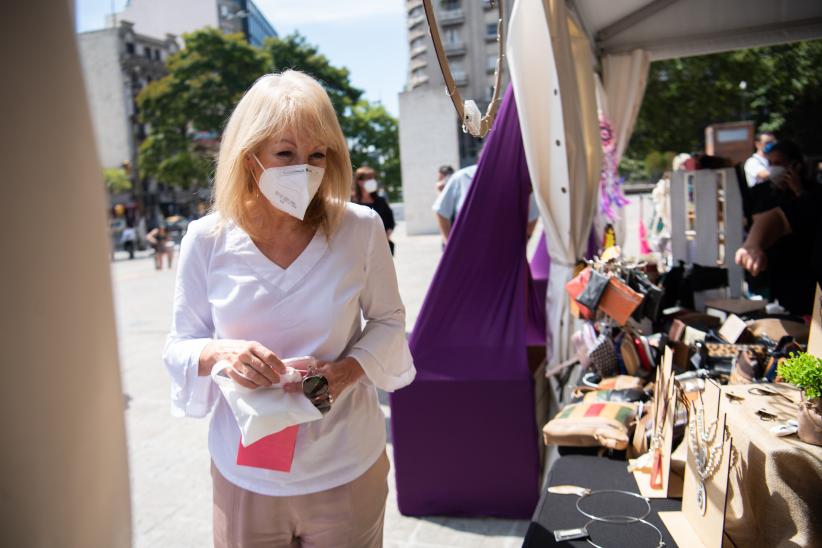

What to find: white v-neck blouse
left=163, top=204, right=415, bottom=496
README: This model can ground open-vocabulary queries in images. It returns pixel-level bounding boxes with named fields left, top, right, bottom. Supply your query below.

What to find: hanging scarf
left=598, top=114, right=630, bottom=222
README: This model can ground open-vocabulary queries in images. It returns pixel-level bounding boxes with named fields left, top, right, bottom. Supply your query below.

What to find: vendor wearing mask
left=736, top=140, right=822, bottom=316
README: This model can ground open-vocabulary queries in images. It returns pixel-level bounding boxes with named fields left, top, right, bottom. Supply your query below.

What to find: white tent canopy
left=507, top=0, right=822, bottom=365
left=571, top=0, right=822, bottom=61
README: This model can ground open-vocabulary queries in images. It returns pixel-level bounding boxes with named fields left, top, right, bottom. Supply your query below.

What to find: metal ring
left=575, top=489, right=651, bottom=523
left=585, top=518, right=666, bottom=548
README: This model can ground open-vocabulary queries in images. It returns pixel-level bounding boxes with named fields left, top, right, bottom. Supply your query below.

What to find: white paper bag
left=211, top=358, right=323, bottom=446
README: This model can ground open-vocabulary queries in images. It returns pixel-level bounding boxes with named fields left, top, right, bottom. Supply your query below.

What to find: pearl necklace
left=687, top=400, right=726, bottom=515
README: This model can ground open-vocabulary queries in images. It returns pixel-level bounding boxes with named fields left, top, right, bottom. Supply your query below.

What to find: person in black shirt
left=353, top=166, right=396, bottom=255
left=736, top=151, right=822, bottom=316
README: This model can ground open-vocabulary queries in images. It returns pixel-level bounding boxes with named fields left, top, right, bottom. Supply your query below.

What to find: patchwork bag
left=543, top=401, right=637, bottom=450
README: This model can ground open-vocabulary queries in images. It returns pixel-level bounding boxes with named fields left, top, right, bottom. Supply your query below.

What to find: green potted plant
left=778, top=352, right=822, bottom=446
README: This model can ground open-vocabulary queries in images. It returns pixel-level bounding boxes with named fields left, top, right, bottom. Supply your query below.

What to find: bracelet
left=575, top=489, right=651, bottom=523
left=585, top=518, right=666, bottom=548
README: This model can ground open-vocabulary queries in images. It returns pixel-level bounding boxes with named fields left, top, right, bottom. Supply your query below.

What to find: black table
left=523, top=455, right=681, bottom=547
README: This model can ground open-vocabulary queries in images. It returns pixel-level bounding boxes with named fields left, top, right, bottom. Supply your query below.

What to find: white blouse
left=163, top=204, right=415, bottom=496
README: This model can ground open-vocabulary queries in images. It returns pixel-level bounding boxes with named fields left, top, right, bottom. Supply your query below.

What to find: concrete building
left=111, top=0, right=277, bottom=47
left=77, top=21, right=179, bottom=221
left=399, top=0, right=513, bottom=235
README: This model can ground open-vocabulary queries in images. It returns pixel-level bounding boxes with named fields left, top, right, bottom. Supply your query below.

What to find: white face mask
left=362, top=179, right=378, bottom=193
left=769, top=165, right=786, bottom=187
left=254, top=156, right=324, bottom=221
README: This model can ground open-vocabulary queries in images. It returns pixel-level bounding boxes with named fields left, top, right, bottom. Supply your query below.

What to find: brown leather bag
left=599, top=277, right=643, bottom=326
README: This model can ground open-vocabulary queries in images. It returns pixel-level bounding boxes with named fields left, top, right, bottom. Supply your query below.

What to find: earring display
left=688, top=398, right=727, bottom=515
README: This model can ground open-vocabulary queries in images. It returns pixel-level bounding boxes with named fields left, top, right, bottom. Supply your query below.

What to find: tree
left=623, top=39, right=822, bottom=178
left=137, top=29, right=267, bottom=189
left=347, top=101, right=402, bottom=200
left=103, top=167, right=132, bottom=193
left=138, top=29, right=403, bottom=201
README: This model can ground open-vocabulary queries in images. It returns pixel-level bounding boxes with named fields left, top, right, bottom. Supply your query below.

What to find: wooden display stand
left=670, top=168, right=744, bottom=302
left=632, top=346, right=682, bottom=498
left=659, top=380, right=733, bottom=547
left=809, top=284, right=822, bottom=359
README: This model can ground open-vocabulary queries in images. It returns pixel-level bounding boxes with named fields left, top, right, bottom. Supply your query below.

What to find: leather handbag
left=576, top=269, right=610, bottom=311
left=565, top=267, right=595, bottom=319
left=588, top=333, right=618, bottom=377
left=599, top=277, right=644, bottom=326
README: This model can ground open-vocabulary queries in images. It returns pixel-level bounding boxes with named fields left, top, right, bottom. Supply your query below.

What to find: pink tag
left=236, top=425, right=299, bottom=472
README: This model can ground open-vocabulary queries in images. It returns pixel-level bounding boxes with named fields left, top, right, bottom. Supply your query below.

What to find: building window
left=487, top=54, right=497, bottom=72
left=441, top=0, right=460, bottom=9
left=125, top=42, right=135, bottom=55
left=443, top=27, right=460, bottom=45
left=486, top=23, right=497, bottom=39
left=154, top=49, right=161, bottom=61
left=409, top=5, right=423, bottom=17
left=144, top=47, right=153, bottom=59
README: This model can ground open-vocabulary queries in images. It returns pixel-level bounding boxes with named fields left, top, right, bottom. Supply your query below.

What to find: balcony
left=410, top=58, right=427, bottom=72
left=408, top=28, right=427, bottom=42
left=452, top=71, right=468, bottom=86
left=443, top=41, right=466, bottom=56
left=408, top=13, right=426, bottom=28
left=439, top=8, right=464, bottom=25
left=410, top=45, right=427, bottom=58
left=411, top=74, right=430, bottom=88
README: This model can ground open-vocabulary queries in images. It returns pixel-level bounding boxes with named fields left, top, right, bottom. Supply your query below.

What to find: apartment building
left=399, top=0, right=512, bottom=234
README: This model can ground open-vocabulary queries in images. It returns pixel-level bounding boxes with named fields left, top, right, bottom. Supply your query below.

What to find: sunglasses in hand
left=302, top=374, right=332, bottom=414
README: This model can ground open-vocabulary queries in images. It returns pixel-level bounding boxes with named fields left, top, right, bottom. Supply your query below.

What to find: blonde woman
left=163, top=71, right=415, bottom=547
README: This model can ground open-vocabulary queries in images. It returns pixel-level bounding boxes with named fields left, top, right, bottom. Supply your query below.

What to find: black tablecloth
left=523, top=455, right=681, bottom=547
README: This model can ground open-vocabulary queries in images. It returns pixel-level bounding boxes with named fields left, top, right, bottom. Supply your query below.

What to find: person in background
left=744, top=131, right=775, bottom=187
left=435, top=165, right=454, bottom=193
left=146, top=225, right=173, bottom=270
left=353, top=166, right=396, bottom=255
left=736, top=140, right=820, bottom=315
left=432, top=163, right=540, bottom=245
left=120, top=223, right=137, bottom=260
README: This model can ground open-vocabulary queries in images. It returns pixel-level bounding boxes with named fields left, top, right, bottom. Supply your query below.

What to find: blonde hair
left=212, top=70, right=351, bottom=239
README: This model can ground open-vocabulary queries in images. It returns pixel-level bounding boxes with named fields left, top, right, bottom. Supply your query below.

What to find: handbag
left=576, top=269, right=610, bottom=311
left=565, top=267, right=595, bottom=319
left=543, top=401, right=637, bottom=450
left=588, top=333, right=618, bottom=377
left=599, top=277, right=644, bottom=326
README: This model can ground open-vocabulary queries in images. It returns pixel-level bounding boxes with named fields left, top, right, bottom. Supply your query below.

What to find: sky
left=75, top=0, right=408, bottom=116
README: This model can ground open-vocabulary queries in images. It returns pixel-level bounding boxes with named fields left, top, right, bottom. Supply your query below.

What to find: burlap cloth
left=721, top=384, right=822, bottom=547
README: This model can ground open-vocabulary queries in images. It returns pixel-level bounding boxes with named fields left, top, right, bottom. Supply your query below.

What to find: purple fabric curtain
left=390, top=86, right=542, bottom=519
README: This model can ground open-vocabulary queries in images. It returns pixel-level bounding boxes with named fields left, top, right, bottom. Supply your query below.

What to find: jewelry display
left=687, top=397, right=726, bottom=515
left=585, top=518, right=666, bottom=548
left=575, top=489, right=652, bottom=523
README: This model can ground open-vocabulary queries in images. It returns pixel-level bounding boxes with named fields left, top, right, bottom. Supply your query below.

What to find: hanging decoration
left=422, top=0, right=506, bottom=138
left=598, top=114, right=630, bottom=222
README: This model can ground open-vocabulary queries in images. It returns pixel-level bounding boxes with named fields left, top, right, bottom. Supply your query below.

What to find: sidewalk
left=112, top=220, right=528, bottom=547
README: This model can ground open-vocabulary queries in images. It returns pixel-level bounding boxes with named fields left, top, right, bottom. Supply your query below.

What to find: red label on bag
left=584, top=403, right=606, bottom=417
left=236, top=425, right=299, bottom=472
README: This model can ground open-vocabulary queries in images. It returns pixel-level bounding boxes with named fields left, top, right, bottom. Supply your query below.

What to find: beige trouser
left=212, top=451, right=390, bottom=548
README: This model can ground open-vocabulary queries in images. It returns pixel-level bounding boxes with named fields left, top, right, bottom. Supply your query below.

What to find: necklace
left=687, top=399, right=726, bottom=515
left=585, top=518, right=666, bottom=548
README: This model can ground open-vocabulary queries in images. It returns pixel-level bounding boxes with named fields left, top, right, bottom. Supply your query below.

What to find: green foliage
left=137, top=29, right=401, bottom=200
left=346, top=101, right=401, bottom=200
left=623, top=39, right=822, bottom=179
left=264, top=33, right=362, bottom=121
left=643, top=151, right=676, bottom=181
left=103, top=167, right=132, bottom=193
left=778, top=352, right=822, bottom=400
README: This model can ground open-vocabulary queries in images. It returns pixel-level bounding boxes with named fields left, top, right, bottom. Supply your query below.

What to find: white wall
left=77, top=29, right=131, bottom=169
left=398, top=87, right=460, bottom=235
left=115, top=0, right=219, bottom=42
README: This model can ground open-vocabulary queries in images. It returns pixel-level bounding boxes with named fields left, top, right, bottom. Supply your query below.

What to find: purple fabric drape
left=390, top=86, right=541, bottom=519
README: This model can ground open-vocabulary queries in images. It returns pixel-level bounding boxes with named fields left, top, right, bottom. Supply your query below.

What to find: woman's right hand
left=199, top=340, right=286, bottom=389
